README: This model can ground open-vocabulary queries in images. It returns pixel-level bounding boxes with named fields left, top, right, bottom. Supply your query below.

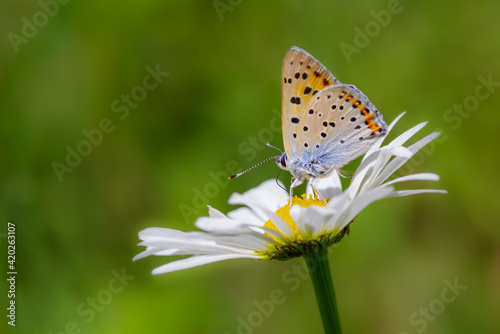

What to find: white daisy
left=134, top=113, right=446, bottom=275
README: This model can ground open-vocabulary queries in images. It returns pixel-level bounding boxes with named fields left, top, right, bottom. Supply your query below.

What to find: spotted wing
left=293, top=84, right=388, bottom=170
left=281, top=46, right=339, bottom=158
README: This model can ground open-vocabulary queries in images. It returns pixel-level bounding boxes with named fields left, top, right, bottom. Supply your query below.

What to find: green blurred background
left=1, top=0, right=499, bottom=333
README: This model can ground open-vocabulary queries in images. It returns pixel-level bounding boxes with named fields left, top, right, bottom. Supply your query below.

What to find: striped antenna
left=228, top=156, right=279, bottom=180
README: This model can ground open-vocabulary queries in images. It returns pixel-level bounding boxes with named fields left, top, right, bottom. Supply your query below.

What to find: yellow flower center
left=259, top=194, right=350, bottom=261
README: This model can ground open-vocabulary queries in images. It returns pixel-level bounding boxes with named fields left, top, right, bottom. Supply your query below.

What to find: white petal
left=228, top=180, right=288, bottom=221
left=349, top=149, right=392, bottom=197
left=392, top=189, right=447, bottom=197
left=208, top=205, right=227, bottom=219
left=349, top=151, right=380, bottom=196
left=215, top=232, right=271, bottom=250
left=195, top=216, right=249, bottom=233
left=263, top=208, right=295, bottom=237
left=387, top=122, right=427, bottom=148
left=290, top=204, right=337, bottom=236
left=227, top=207, right=265, bottom=226
left=289, top=205, right=315, bottom=235
left=151, top=253, right=261, bottom=275
left=365, top=149, right=395, bottom=186
left=373, top=132, right=440, bottom=186
left=383, top=173, right=440, bottom=186
left=138, top=231, right=251, bottom=254
left=152, top=249, right=192, bottom=256
left=261, top=227, right=288, bottom=243
left=409, top=132, right=441, bottom=153
left=309, top=172, right=342, bottom=199
left=133, top=248, right=175, bottom=261
left=390, top=146, right=413, bottom=158
left=329, top=187, right=394, bottom=231
left=138, top=227, right=187, bottom=242
left=385, top=112, right=407, bottom=136
left=352, top=146, right=411, bottom=194
left=306, top=182, right=313, bottom=197
left=288, top=205, right=308, bottom=234
left=227, top=181, right=294, bottom=237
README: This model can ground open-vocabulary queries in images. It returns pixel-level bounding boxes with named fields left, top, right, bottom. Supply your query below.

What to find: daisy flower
left=133, top=113, right=446, bottom=274
left=134, top=113, right=446, bottom=334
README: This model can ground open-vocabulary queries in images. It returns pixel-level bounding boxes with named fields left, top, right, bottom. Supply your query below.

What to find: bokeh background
left=1, top=0, right=499, bottom=333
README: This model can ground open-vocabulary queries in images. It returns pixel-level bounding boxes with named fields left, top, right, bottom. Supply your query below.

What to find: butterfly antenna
left=265, top=142, right=282, bottom=153
left=229, top=156, right=279, bottom=180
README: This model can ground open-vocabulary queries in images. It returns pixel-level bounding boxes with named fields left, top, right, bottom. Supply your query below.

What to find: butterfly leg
left=336, top=167, right=353, bottom=178
left=289, top=178, right=303, bottom=205
left=308, top=177, right=326, bottom=202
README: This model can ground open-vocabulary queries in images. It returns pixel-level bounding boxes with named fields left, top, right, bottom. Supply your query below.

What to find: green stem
left=304, top=249, right=342, bottom=334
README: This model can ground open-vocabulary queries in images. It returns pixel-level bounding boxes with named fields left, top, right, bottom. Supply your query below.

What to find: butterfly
left=275, top=46, right=388, bottom=193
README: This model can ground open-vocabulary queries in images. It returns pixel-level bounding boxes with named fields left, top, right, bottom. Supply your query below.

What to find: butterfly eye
left=280, top=156, right=287, bottom=168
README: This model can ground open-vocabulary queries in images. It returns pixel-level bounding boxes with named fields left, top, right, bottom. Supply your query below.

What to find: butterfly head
left=275, top=151, right=333, bottom=182
left=275, top=152, right=289, bottom=170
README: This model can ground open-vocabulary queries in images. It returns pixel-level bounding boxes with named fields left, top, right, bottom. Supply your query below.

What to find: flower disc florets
left=260, top=194, right=350, bottom=260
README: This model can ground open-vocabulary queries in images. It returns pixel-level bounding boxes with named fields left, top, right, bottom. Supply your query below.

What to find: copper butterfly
left=275, top=46, right=388, bottom=191
left=230, top=46, right=388, bottom=195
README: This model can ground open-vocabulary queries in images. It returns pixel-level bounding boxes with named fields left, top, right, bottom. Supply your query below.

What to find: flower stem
left=304, top=249, right=342, bottom=334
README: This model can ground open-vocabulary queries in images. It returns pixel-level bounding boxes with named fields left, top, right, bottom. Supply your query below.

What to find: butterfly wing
left=281, top=47, right=339, bottom=158
left=295, top=84, right=388, bottom=170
